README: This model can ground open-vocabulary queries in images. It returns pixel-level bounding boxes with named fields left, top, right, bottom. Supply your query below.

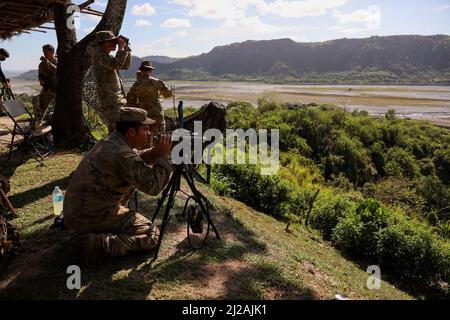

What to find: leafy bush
left=212, top=164, right=293, bottom=219
left=332, top=199, right=390, bottom=259
left=378, top=217, right=450, bottom=283
left=310, top=194, right=353, bottom=240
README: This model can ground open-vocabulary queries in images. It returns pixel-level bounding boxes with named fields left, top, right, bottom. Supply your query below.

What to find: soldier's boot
left=83, top=233, right=106, bottom=268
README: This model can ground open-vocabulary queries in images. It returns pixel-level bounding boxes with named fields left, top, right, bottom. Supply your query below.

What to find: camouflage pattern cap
left=119, top=107, right=156, bottom=125
left=139, top=61, right=155, bottom=70
left=96, top=31, right=119, bottom=43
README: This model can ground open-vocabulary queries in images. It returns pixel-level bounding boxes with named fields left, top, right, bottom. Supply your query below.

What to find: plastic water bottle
left=52, top=186, right=64, bottom=216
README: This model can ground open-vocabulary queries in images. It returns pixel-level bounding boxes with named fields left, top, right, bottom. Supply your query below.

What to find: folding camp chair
left=0, top=99, right=52, bottom=164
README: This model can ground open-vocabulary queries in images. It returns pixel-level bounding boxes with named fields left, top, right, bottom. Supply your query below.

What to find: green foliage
left=215, top=99, right=450, bottom=290
left=227, top=101, right=258, bottom=130
left=434, top=148, right=450, bottom=185
left=384, top=147, right=420, bottom=178
left=310, top=194, right=353, bottom=240
left=378, top=217, right=450, bottom=283
left=332, top=199, right=390, bottom=259
left=362, top=177, right=426, bottom=216
left=212, top=164, right=293, bottom=219
left=415, top=176, right=450, bottom=214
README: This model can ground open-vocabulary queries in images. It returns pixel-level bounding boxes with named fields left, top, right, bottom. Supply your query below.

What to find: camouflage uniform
left=63, top=132, right=172, bottom=258
left=91, top=45, right=131, bottom=133
left=127, top=76, right=172, bottom=135
left=34, top=56, right=58, bottom=121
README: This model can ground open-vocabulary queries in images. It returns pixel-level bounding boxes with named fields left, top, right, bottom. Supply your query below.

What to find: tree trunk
left=52, top=0, right=128, bottom=148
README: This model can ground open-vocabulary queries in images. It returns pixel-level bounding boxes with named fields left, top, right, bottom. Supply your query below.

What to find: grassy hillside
left=0, top=153, right=413, bottom=300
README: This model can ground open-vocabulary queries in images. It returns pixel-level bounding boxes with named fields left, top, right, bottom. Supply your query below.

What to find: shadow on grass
left=0, top=192, right=318, bottom=300
left=0, top=145, right=46, bottom=179
left=7, top=177, right=70, bottom=209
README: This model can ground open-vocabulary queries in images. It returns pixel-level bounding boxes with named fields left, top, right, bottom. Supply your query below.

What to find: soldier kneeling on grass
left=63, top=107, right=173, bottom=267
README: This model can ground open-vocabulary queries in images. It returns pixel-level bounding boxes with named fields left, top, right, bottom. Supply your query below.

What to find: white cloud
left=172, top=0, right=348, bottom=19
left=333, top=9, right=369, bottom=24
left=332, top=6, right=381, bottom=30
left=221, top=16, right=280, bottom=34
left=258, top=0, right=348, bottom=18
left=177, top=30, right=189, bottom=37
left=134, top=37, right=194, bottom=57
left=132, top=3, right=156, bottom=16
left=435, top=5, right=450, bottom=11
left=162, top=18, right=191, bottom=28
left=135, top=19, right=152, bottom=27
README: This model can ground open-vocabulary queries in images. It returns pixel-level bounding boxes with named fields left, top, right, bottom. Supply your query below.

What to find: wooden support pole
left=0, top=189, right=17, bottom=216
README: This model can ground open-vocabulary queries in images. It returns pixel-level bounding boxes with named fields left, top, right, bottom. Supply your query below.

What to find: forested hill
left=16, top=35, right=450, bottom=84
left=144, top=35, right=450, bottom=84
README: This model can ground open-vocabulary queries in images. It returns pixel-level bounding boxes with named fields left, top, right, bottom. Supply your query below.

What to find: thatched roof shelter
left=0, top=0, right=102, bottom=39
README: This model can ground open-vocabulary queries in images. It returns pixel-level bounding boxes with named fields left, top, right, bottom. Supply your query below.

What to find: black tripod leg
left=183, top=171, right=221, bottom=240
left=151, top=171, right=177, bottom=223
left=151, top=178, right=179, bottom=262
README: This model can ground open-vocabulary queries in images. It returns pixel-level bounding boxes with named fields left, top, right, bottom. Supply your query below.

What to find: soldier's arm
left=120, top=52, right=131, bottom=70
left=38, top=62, right=46, bottom=86
left=98, top=50, right=129, bottom=71
left=120, top=153, right=172, bottom=196
left=126, top=84, right=138, bottom=108
left=156, top=80, right=173, bottom=98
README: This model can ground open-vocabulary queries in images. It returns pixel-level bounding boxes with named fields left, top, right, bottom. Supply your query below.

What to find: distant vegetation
left=15, top=35, right=450, bottom=85
left=209, top=98, right=450, bottom=296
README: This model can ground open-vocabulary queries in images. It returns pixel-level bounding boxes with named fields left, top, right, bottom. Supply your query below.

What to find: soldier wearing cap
left=127, top=61, right=172, bottom=136
left=90, top=30, right=132, bottom=133
left=63, top=107, right=173, bottom=267
left=33, top=44, right=58, bottom=122
left=0, top=48, right=10, bottom=92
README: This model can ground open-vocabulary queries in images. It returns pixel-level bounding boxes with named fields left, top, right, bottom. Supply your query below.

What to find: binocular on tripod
left=149, top=101, right=221, bottom=262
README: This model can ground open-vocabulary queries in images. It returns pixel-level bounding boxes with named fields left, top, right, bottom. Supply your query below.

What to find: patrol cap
left=0, top=48, right=9, bottom=58
left=139, top=61, right=155, bottom=71
left=119, top=107, right=156, bottom=125
left=96, top=30, right=119, bottom=43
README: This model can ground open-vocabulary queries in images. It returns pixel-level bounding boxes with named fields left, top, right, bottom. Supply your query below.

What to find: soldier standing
left=0, top=48, right=9, bottom=88
left=0, top=48, right=11, bottom=102
left=91, top=31, right=131, bottom=134
left=127, top=61, right=172, bottom=135
left=63, top=107, right=173, bottom=267
left=34, top=44, right=58, bottom=122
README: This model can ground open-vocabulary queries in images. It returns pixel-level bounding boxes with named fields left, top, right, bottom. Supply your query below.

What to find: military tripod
left=149, top=101, right=221, bottom=262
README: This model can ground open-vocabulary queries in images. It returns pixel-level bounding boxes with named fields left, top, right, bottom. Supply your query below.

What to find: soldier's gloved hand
left=153, top=134, right=172, bottom=159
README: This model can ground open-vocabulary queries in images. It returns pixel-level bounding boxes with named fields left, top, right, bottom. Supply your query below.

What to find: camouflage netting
left=165, top=101, right=228, bottom=133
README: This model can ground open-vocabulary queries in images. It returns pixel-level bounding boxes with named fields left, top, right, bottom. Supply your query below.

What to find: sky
left=1, top=0, right=450, bottom=71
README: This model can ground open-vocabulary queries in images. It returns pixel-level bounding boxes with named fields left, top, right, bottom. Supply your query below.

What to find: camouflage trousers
left=97, top=101, right=125, bottom=134
left=71, top=207, right=159, bottom=258
left=33, top=89, right=55, bottom=122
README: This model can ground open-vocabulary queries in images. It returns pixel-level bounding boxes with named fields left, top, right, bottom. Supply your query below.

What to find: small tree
left=52, top=0, right=128, bottom=148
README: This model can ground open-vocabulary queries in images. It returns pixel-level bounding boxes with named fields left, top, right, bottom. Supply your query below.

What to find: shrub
left=212, top=164, right=293, bottom=219
left=378, top=217, right=450, bottom=283
left=257, top=92, right=281, bottom=114
left=310, top=195, right=354, bottom=240
left=332, top=199, right=390, bottom=259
